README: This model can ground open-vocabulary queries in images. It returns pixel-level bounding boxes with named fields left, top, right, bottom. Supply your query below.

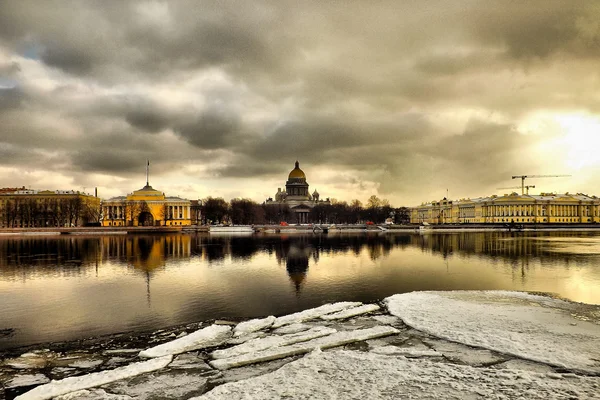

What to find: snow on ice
left=385, top=291, right=600, bottom=373
left=196, top=349, right=600, bottom=400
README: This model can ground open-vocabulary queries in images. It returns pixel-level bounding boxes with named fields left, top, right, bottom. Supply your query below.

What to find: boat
left=209, top=225, right=254, bottom=233
left=418, top=222, right=433, bottom=233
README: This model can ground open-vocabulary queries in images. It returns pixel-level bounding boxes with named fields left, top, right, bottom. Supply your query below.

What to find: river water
left=1, top=231, right=600, bottom=350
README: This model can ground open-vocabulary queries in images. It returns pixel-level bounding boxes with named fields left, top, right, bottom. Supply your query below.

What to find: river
left=1, top=231, right=599, bottom=350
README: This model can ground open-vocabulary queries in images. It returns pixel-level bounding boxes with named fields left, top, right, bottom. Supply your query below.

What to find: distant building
left=101, top=183, right=191, bottom=227
left=0, top=188, right=101, bottom=228
left=265, top=161, right=330, bottom=223
left=411, top=192, right=600, bottom=224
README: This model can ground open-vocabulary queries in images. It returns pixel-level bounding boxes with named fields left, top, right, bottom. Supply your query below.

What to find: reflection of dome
left=288, top=161, right=306, bottom=180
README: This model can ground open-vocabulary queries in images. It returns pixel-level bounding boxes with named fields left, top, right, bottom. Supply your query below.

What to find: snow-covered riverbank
left=2, top=291, right=600, bottom=399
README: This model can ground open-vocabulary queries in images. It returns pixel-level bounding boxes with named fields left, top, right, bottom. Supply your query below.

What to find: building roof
left=288, top=161, right=306, bottom=180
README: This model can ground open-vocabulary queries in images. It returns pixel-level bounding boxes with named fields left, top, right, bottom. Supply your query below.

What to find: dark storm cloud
left=173, top=107, right=243, bottom=149
left=0, top=87, right=25, bottom=110
left=125, top=105, right=171, bottom=134
left=469, top=1, right=599, bottom=60
left=40, top=43, right=95, bottom=75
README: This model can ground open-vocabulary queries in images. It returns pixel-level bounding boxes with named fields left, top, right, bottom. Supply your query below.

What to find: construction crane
left=511, top=175, right=571, bottom=195
left=498, top=185, right=535, bottom=195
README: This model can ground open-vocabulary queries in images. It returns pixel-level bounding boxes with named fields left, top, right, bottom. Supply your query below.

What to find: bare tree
left=160, top=203, right=173, bottom=225
left=124, top=200, right=140, bottom=226
left=83, top=200, right=102, bottom=225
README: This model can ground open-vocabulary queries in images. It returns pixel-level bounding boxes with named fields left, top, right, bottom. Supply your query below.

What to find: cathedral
left=265, top=161, right=330, bottom=223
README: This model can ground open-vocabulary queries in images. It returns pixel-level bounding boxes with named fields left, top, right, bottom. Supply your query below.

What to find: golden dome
left=288, top=161, right=306, bottom=179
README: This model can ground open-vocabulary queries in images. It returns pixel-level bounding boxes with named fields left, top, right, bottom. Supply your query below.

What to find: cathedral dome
left=288, top=161, right=306, bottom=180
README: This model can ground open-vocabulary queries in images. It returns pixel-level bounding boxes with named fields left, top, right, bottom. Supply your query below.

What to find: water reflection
left=2, top=232, right=598, bottom=279
left=1, top=231, right=599, bottom=350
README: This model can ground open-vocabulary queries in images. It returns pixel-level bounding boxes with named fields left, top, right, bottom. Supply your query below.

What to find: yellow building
left=101, top=183, right=191, bottom=227
left=0, top=188, right=101, bottom=228
left=411, top=192, right=600, bottom=225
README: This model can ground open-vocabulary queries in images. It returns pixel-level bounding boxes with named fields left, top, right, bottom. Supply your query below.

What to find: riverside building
left=411, top=192, right=600, bottom=225
left=0, top=188, right=101, bottom=227
left=101, top=183, right=191, bottom=227
left=265, top=161, right=330, bottom=224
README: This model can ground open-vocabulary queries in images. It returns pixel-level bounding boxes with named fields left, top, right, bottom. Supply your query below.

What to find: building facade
left=411, top=192, right=600, bottom=224
left=265, top=161, right=330, bottom=223
left=0, top=188, right=101, bottom=228
left=101, top=183, right=191, bottom=227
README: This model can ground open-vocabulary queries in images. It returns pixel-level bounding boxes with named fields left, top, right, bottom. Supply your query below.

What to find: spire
left=295, top=160, right=299, bottom=169
left=146, top=160, right=150, bottom=186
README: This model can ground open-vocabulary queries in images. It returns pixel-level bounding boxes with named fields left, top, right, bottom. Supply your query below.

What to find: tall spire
left=146, top=160, right=150, bottom=186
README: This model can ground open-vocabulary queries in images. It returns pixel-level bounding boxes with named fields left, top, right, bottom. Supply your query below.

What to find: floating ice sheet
left=212, top=326, right=336, bottom=359
left=271, top=302, right=362, bottom=328
left=139, top=325, right=231, bottom=358
left=196, top=349, right=600, bottom=400
left=320, top=304, right=380, bottom=320
left=233, top=316, right=276, bottom=337
left=15, top=356, right=172, bottom=400
left=210, top=325, right=398, bottom=370
left=385, top=291, right=600, bottom=373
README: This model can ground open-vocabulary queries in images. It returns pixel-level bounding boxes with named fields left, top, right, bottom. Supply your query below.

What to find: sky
left=0, top=0, right=599, bottom=206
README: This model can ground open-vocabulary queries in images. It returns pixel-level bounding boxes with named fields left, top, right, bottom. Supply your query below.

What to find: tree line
left=0, top=197, right=100, bottom=228
left=201, top=195, right=410, bottom=225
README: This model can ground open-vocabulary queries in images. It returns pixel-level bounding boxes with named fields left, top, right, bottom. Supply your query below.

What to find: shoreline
left=2, top=224, right=600, bottom=236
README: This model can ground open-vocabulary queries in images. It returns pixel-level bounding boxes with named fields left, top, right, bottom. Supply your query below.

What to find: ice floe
left=232, top=316, right=276, bottom=337
left=385, top=291, right=600, bottom=373
left=138, top=325, right=231, bottom=358
left=271, top=302, right=362, bottom=328
left=6, top=374, right=50, bottom=389
left=212, top=326, right=337, bottom=359
left=210, top=325, right=398, bottom=370
left=196, top=349, right=600, bottom=400
left=320, top=304, right=380, bottom=320
left=15, top=356, right=172, bottom=400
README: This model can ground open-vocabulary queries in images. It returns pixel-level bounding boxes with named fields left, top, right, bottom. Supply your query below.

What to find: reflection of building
left=412, top=192, right=600, bottom=224
left=100, top=235, right=191, bottom=271
left=0, top=188, right=101, bottom=227
left=102, top=169, right=191, bottom=226
left=265, top=161, right=330, bottom=223
left=273, top=238, right=313, bottom=293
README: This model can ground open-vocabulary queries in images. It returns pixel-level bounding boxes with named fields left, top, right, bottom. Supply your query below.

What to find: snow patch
left=15, top=356, right=172, bottom=400
left=68, top=359, right=103, bottom=369
left=139, top=325, right=231, bottom=358
left=369, top=345, right=440, bottom=358
left=385, top=291, right=600, bottom=373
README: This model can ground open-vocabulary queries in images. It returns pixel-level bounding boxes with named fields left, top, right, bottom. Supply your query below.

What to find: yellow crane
left=511, top=175, right=571, bottom=195
left=498, top=185, right=535, bottom=195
